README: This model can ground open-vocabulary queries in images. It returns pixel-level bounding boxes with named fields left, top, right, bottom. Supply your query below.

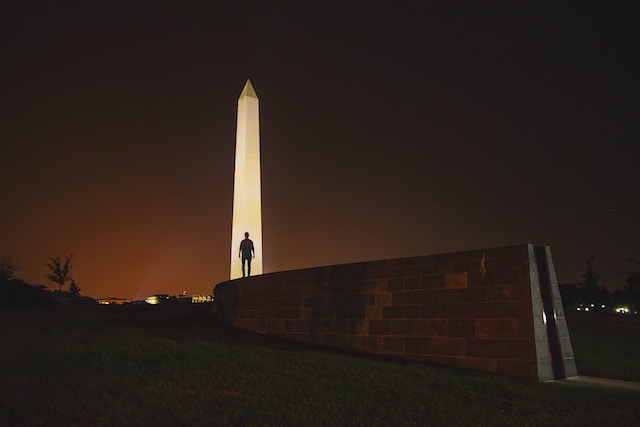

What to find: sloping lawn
left=1, top=305, right=638, bottom=426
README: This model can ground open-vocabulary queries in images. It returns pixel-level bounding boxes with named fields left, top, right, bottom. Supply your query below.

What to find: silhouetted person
left=239, top=232, right=255, bottom=277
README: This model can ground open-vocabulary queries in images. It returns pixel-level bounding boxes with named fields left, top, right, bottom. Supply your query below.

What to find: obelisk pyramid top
left=239, top=79, right=258, bottom=99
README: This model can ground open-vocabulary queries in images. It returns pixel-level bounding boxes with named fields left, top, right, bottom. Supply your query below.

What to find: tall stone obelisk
left=230, top=79, right=263, bottom=279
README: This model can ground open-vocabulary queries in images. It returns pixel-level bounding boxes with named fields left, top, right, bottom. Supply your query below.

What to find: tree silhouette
left=0, top=252, right=21, bottom=281
left=69, top=279, right=81, bottom=296
left=45, top=255, right=73, bottom=294
left=623, top=258, right=640, bottom=312
left=579, top=256, right=608, bottom=307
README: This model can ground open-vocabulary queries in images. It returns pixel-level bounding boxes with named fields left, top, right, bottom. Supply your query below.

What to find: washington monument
left=230, top=79, right=263, bottom=279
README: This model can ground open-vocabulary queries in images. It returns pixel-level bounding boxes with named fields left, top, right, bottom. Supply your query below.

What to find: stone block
left=387, top=278, right=403, bottom=291
left=494, top=268, right=523, bottom=285
left=336, top=306, right=366, bottom=319
left=423, top=274, right=446, bottom=288
left=258, top=309, right=274, bottom=319
left=446, top=272, right=468, bottom=289
left=392, top=290, right=432, bottom=305
left=284, top=320, right=297, bottom=333
left=432, top=263, right=455, bottom=274
left=459, top=287, right=486, bottom=303
left=468, top=270, right=495, bottom=287
left=265, top=319, right=284, bottom=333
left=467, top=339, right=506, bottom=358
left=404, top=257, right=423, bottom=267
left=508, top=256, right=529, bottom=268
left=476, top=319, right=517, bottom=338
left=558, top=335, right=573, bottom=356
left=506, top=339, right=536, bottom=360
left=311, top=307, right=336, bottom=319
left=486, top=285, right=513, bottom=302
left=432, top=289, right=460, bottom=304
left=239, top=297, right=262, bottom=310
left=338, top=293, right=376, bottom=307
left=556, top=319, right=571, bottom=338
left=420, top=304, right=442, bottom=318
left=349, top=320, right=366, bottom=335
left=510, top=284, right=532, bottom=301
left=430, top=337, right=466, bottom=356
left=365, top=305, right=382, bottom=319
left=382, top=305, right=422, bottom=319
left=296, top=319, right=313, bottom=334
left=405, top=337, right=430, bottom=354
left=447, top=319, right=476, bottom=337
left=454, top=262, right=471, bottom=273
left=413, top=319, right=446, bottom=337
left=318, top=319, right=332, bottom=333
left=272, top=297, right=304, bottom=309
left=304, top=296, right=323, bottom=307
left=440, top=303, right=466, bottom=318
left=415, top=265, right=434, bottom=275
left=375, top=291, right=393, bottom=306
left=383, top=336, right=405, bottom=353
left=273, top=308, right=301, bottom=319
left=236, top=309, right=257, bottom=319
left=517, top=318, right=534, bottom=339
left=361, top=336, right=382, bottom=352
left=489, top=258, right=511, bottom=269
left=300, top=307, right=312, bottom=320
left=333, top=319, right=350, bottom=334
left=466, top=301, right=532, bottom=318
left=369, top=319, right=389, bottom=335
left=403, top=277, right=422, bottom=290
left=389, top=319, right=413, bottom=335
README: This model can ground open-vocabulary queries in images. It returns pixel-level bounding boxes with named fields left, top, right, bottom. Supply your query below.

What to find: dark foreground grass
left=566, top=312, right=640, bottom=382
left=1, top=305, right=638, bottom=427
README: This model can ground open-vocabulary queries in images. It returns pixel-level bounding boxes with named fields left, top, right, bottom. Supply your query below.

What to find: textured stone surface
left=214, top=244, right=576, bottom=381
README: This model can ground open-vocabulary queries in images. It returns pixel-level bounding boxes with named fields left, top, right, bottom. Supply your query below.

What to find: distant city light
left=97, top=297, right=129, bottom=305
left=191, top=294, right=213, bottom=303
left=145, top=294, right=169, bottom=305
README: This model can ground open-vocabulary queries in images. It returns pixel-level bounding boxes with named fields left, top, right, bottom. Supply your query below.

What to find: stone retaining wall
left=213, top=244, right=576, bottom=381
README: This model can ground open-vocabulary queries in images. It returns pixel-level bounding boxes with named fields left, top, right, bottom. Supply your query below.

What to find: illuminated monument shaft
left=230, top=79, right=263, bottom=279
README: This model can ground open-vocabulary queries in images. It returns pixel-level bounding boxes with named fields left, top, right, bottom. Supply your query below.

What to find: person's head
left=244, top=232, right=249, bottom=238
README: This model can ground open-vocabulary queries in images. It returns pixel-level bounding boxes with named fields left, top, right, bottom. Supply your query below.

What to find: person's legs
left=241, top=258, right=246, bottom=277
left=247, top=257, right=252, bottom=276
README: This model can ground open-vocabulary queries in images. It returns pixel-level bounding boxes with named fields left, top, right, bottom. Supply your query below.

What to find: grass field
left=566, top=312, right=640, bottom=382
left=1, top=304, right=639, bottom=427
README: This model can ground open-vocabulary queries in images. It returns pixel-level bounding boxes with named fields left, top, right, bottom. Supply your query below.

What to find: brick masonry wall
left=214, top=244, right=576, bottom=381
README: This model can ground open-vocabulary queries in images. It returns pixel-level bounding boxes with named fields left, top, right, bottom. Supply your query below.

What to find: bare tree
left=0, top=252, right=21, bottom=281
left=45, top=255, right=73, bottom=294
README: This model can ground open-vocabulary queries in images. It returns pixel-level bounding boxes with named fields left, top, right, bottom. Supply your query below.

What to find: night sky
left=2, top=1, right=638, bottom=299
